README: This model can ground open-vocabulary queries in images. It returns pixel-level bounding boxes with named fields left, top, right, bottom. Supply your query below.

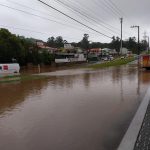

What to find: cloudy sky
left=0, top=0, right=150, bottom=43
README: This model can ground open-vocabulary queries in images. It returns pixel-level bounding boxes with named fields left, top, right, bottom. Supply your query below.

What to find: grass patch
left=88, top=57, right=135, bottom=69
left=20, top=75, right=47, bottom=81
left=0, top=74, right=48, bottom=83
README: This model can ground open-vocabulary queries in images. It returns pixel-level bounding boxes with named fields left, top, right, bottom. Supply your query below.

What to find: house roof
left=90, top=48, right=101, bottom=52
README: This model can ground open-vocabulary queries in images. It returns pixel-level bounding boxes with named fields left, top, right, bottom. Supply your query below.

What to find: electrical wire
left=37, top=0, right=113, bottom=39
left=0, top=3, right=111, bottom=36
left=54, top=0, right=119, bottom=36
left=106, top=0, right=125, bottom=17
left=6, top=0, right=114, bottom=36
left=0, top=24, right=82, bottom=41
left=63, top=0, right=121, bottom=33
left=54, top=0, right=132, bottom=38
left=103, top=0, right=122, bottom=17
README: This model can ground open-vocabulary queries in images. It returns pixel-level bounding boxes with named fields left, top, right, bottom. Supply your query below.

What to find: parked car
left=0, top=63, right=20, bottom=77
left=108, top=56, right=114, bottom=60
left=121, top=56, right=125, bottom=59
left=102, top=57, right=109, bottom=61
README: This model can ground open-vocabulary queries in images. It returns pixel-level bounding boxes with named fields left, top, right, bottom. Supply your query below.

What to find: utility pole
left=120, top=18, right=123, bottom=55
left=131, top=25, right=140, bottom=66
left=137, top=26, right=140, bottom=56
left=36, top=40, right=41, bottom=73
left=143, top=32, right=149, bottom=53
left=143, top=31, right=147, bottom=51
left=131, top=25, right=140, bottom=55
left=148, top=36, right=149, bottom=53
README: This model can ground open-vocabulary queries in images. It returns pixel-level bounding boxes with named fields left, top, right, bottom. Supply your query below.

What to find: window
left=0, top=66, right=2, bottom=70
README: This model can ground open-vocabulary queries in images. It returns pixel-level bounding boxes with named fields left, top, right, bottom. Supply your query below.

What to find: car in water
left=108, top=55, right=114, bottom=60
left=0, top=63, right=20, bottom=77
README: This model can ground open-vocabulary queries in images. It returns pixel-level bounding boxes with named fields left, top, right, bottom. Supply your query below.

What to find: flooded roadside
left=20, top=63, right=87, bottom=75
left=0, top=65, right=150, bottom=150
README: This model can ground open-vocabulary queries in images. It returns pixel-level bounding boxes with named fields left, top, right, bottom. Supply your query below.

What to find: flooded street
left=0, top=65, right=150, bottom=150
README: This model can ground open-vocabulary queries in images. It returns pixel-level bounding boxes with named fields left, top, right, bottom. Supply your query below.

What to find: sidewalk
left=134, top=101, right=150, bottom=150
left=117, top=87, right=150, bottom=150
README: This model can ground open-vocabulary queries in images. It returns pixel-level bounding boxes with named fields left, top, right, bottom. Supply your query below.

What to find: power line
left=62, top=0, right=121, bottom=33
left=58, top=0, right=132, bottom=39
left=102, top=0, right=121, bottom=17
left=92, top=0, right=119, bottom=19
left=95, top=0, right=132, bottom=36
left=37, top=0, right=113, bottom=39
left=57, top=0, right=130, bottom=38
left=54, top=0, right=119, bottom=36
left=7, top=0, right=118, bottom=36
left=106, top=0, right=136, bottom=29
left=6, top=0, right=62, bottom=20
left=103, top=0, right=122, bottom=17
left=0, top=24, right=82, bottom=41
left=0, top=3, right=72, bottom=26
left=107, top=0, right=125, bottom=17
left=0, top=3, right=108, bottom=36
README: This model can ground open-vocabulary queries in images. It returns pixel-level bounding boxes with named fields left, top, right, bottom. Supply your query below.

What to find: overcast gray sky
left=0, top=0, right=150, bottom=43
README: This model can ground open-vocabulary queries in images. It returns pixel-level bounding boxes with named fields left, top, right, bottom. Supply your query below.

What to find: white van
left=0, top=63, right=20, bottom=77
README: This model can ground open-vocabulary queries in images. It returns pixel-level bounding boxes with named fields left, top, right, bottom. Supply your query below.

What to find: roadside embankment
left=88, top=57, right=135, bottom=69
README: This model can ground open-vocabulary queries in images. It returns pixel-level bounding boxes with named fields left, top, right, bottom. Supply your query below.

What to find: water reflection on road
left=0, top=65, right=150, bottom=150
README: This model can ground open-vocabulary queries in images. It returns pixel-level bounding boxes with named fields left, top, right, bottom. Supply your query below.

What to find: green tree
left=40, top=50, right=54, bottom=65
left=0, top=28, right=26, bottom=65
left=110, top=36, right=120, bottom=53
left=47, top=36, right=56, bottom=47
left=80, top=34, right=89, bottom=50
left=55, top=36, right=64, bottom=47
left=123, top=37, right=137, bottom=54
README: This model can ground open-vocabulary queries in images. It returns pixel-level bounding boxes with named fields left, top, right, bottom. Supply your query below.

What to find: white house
left=102, top=48, right=117, bottom=55
left=64, top=44, right=74, bottom=50
left=120, top=48, right=129, bottom=55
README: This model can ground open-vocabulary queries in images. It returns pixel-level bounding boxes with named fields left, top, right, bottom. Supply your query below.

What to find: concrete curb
left=117, top=87, right=150, bottom=150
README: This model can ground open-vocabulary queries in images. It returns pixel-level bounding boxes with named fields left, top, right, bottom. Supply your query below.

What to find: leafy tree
left=55, top=36, right=64, bottom=47
left=0, top=28, right=25, bottom=65
left=40, top=50, right=54, bottom=65
left=47, top=36, right=67, bottom=48
left=47, top=36, right=56, bottom=47
left=123, top=37, right=137, bottom=54
left=80, top=34, right=89, bottom=50
left=110, top=36, right=120, bottom=53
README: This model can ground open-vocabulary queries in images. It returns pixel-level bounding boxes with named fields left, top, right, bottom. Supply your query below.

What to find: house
left=89, top=48, right=102, bottom=55
left=64, top=44, right=74, bottom=50
left=102, top=48, right=117, bottom=55
left=87, top=48, right=102, bottom=62
left=102, top=48, right=110, bottom=55
left=109, top=49, right=117, bottom=55
left=74, top=47, right=84, bottom=53
left=36, top=40, right=58, bottom=53
left=120, top=48, right=129, bottom=55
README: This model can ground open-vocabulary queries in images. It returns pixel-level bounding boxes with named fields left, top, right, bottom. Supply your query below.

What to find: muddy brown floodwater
left=0, top=65, right=150, bottom=150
